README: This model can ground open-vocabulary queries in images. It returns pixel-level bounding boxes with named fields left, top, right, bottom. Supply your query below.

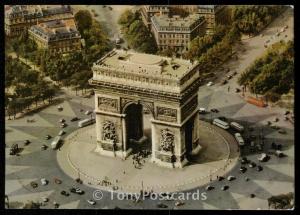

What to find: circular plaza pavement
left=57, top=120, right=239, bottom=193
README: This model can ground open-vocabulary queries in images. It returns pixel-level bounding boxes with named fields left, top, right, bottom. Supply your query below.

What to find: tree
left=74, top=10, right=93, bottom=34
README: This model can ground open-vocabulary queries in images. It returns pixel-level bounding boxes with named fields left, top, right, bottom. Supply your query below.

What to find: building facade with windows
left=5, top=5, right=74, bottom=37
left=151, top=14, right=206, bottom=53
left=28, top=18, right=81, bottom=54
left=140, top=5, right=170, bottom=29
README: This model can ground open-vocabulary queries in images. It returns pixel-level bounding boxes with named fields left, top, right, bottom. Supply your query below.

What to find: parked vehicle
left=213, top=119, right=229, bottom=130
left=210, top=108, right=219, bottom=113
left=256, top=165, right=263, bottom=172
left=221, top=185, right=229, bottom=191
left=258, top=153, right=269, bottom=162
left=206, top=81, right=213, bottom=87
left=275, top=150, right=285, bottom=158
left=87, top=199, right=96, bottom=205
left=78, top=118, right=96, bottom=128
left=230, top=122, right=244, bottom=132
left=51, top=136, right=62, bottom=150
left=41, top=145, right=48, bottom=150
left=54, top=178, right=62, bottom=184
left=241, top=157, right=248, bottom=164
left=70, top=117, right=79, bottom=122
left=240, top=166, right=247, bottom=173
left=60, top=123, right=67, bottom=128
left=234, top=133, right=245, bottom=146
left=45, top=135, right=51, bottom=140
left=227, top=176, right=236, bottom=181
left=278, top=129, right=287, bottom=134
left=58, top=130, right=65, bottom=136
left=59, top=119, right=65, bottom=123
left=24, top=140, right=31, bottom=146
left=41, top=178, right=48, bottom=186
left=57, top=106, right=63, bottom=111
left=70, top=187, right=84, bottom=195
left=10, top=144, right=18, bottom=155
left=199, top=107, right=206, bottom=114
left=235, top=88, right=241, bottom=93
left=249, top=162, right=256, bottom=168
left=31, top=181, right=38, bottom=188
left=61, top=190, right=70, bottom=196
left=205, top=185, right=214, bottom=191
left=85, top=110, right=92, bottom=115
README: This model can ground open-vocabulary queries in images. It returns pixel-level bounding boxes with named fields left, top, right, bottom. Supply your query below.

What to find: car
left=245, top=177, right=250, bottom=181
left=41, top=178, right=48, bottom=186
left=271, top=142, right=282, bottom=150
left=258, top=153, right=269, bottom=162
left=240, top=166, right=247, bottom=173
left=206, top=81, right=213, bottom=87
left=157, top=202, right=168, bottom=208
left=54, top=178, right=62, bottom=184
left=199, top=107, right=206, bottom=114
left=210, top=108, right=219, bottom=113
left=235, top=88, right=241, bottom=93
left=241, top=157, right=248, bottom=164
left=70, top=187, right=84, bottom=195
left=275, top=150, right=285, bottom=158
left=70, top=117, right=79, bottom=122
left=267, top=121, right=272, bottom=126
left=85, top=110, right=92, bottom=115
left=87, top=199, right=96, bottom=205
left=10, top=144, right=19, bottom=155
left=227, top=176, right=236, bottom=181
left=57, top=106, right=63, bottom=111
left=205, top=185, right=214, bottom=191
left=250, top=194, right=256, bottom=198
left=218, top=116, right=227, bottom=121
left=256, top=165, right=263, bottom=172
left=41, top=145, right=48, bottom=150
left=227, top=75, right=232, bottom=80
left=61, top=190, right=70, bottom=196
left=42, top=197, right=49, bottom=202
left=53, top=201, right=59, bottom=208
left=278, top=129, right=287, bottom=134
left=274, top=117, right=279, bottom=122
left=45, top=135, right=51, bottom=140
left=24, top=140, right=31, bottom=146
left=232, top=71, right=237, bottom=76
left=248, top=162, right=256, bottom=168
left=221, top=185, right=229, bottom=191
left=30, top=181, right=38, bottom=188
left=271, top=125, right=280, bottom=130
left=175, top=201, right=184, bottom=207
left=218, top=176, right=225, bottom=181
left=59, top=119, right=65, bottom=123
left=222, top=79, right=228, bottom=85
left=58, top=130, right=65, bottom=136
left=60, top=123, right=67, bottom=128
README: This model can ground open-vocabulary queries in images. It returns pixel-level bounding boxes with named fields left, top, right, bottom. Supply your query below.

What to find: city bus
left=230, top=122, right=244, bottom=132
left=213, top=118, right=230, bottom=130
left=51, top=136, right=62, bottom=150
left=78, top=118, right=95, bottom=128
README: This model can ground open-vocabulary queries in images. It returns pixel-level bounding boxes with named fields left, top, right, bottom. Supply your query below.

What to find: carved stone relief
left=160, top=129, right=174, bottom=152
left=102, top=120, right=118, bottom=144
left=98, top=97, right=118, bottom=112
left=156, top=106, right=177, bottom=122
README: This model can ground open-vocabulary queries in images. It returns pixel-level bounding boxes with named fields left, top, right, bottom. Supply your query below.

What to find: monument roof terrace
left=91, top=49, right=200, bottom=94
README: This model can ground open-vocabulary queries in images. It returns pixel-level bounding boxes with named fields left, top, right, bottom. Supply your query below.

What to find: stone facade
left=90, top=49, right=202, bottom=168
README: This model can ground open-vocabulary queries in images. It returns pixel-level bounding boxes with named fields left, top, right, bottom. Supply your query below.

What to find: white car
left=85, top=110, right=92, bottom=115
left=227, top=175, right=236, bottom=181
left=258, top=153, right=269, bottom=162
left=87, top=199, right=96, bottom=205
left=41, top=178, right=48, bottom=186
left=199, top=107, right=206, bottom=114
left=42, top=197, right=49, bottom=202
left=206, top=82, right=213, bottom=87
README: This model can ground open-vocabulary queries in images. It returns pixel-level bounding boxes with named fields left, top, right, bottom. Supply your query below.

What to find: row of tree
left=5, top=56, right=58, bottom=119
left=232, top=5, right=285, bottom=36
left=118, top=10, right=158, bottom=54
left=238, top=40, right=294, bottom=102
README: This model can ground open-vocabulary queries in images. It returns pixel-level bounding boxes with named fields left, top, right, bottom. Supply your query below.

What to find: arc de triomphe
left=89, top=49, right=202, bottom=168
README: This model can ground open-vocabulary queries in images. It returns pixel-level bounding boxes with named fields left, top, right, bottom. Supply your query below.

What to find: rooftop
left=151, top=14, right=204, bottom=29
left=29, top=18, right=80, bottom=41
left=95, top=49, right=195, bottom=79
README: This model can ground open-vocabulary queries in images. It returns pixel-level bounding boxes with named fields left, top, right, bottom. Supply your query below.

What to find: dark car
left=222, top=79, right=228, bottom=85
left=211, top=108, right=219, bottom=113
left=70, top=187, right=84, bottom=195
left=41, top=144, right=48, bottom=150
left=218, top=116, right=227, bottom=121
left=235, top=88, right=241, bottom=93
left=218, top=176, right=225, bottom=181
left=70, top=117, right=79, bottom=122
left=241, top=157, right=248, bottom=164
left=157, top=202, right=168, bottom=208
left=248, top=162, right=256, bottom=168
left=24, top=140, right=31, bottom=146
left=256, top=165, right=263, bottom=172
left=221, top=185, right=229, bottom=191
left=240, top=166, right=247, bottom=173
left=30, top=181, right=38, bottom=188
left=227, top=75, right=232, bottom=80
left=61, top=190, right=70, bottom=197
left=205, top=185, right=214, bottom=191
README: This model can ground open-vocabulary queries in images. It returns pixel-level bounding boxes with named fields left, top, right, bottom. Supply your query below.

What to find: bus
left=213, top=118, right=229, bottom=130
left=51, top=136, right=62, bottom=150
left=234, top=133, right=245, bottom=146
left=78, top=118, right=95, bottom=128
left=230, top=122, right=244, bottom=132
